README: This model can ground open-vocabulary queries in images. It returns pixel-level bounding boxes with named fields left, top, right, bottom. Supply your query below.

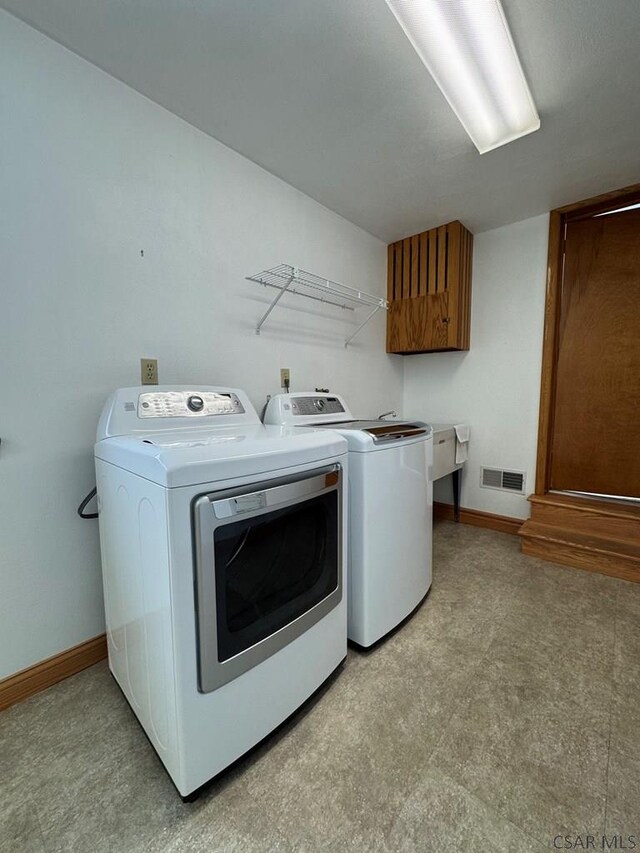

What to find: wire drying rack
left=245, top=264, right=388, bottom=347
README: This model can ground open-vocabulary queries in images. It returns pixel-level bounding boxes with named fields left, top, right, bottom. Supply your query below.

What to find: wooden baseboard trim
left=0, top=634, right=107, bottom=713
left=433, top=502, right=523, bottom=536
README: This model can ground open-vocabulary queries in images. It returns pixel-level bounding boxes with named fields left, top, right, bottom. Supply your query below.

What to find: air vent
left=480, top=467, right=526, bottom=494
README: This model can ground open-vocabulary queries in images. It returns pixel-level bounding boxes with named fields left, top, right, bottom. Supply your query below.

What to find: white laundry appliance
left=264, top=393, right=432, bottom=648
left=94, top=386, right=348, bottom=798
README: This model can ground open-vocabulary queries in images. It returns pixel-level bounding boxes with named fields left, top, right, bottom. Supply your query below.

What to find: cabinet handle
left=443, top=317, right=450, bottom=324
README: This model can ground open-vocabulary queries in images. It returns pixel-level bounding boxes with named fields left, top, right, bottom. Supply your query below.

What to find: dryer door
left=193, top=466, right=342, bottom=692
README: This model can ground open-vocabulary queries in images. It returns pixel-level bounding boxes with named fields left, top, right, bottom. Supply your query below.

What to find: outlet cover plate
left=141, top=358, right=158, bottom=385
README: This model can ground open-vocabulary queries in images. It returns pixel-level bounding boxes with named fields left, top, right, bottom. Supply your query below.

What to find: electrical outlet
left=141, top=358, right=158, bottom=385
left=280, top=368, right=290, bottom=389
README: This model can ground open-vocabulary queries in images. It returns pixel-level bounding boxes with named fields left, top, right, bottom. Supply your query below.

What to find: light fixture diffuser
left=594, top=202, right=640, bottom=218
left=385, top=0, right=540, bottom=153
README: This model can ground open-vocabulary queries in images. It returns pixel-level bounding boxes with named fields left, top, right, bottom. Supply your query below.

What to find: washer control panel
left=138, top=391, right=245, bottom=418
left=291, top=396, right=346, bottom=417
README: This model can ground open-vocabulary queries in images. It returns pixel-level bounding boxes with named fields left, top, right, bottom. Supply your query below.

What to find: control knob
left=187, top=395, right=204, bottom=412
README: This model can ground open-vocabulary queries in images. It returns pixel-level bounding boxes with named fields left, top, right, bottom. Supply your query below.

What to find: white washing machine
left=94, top=386, right=348, bottom=798
left=264, top=393, right=433, bottom=648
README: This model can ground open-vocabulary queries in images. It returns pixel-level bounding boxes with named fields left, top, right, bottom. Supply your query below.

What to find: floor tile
left=430, top=637, right=610, bottom=845
left=605, top=736, right=640, bottom=839
left=615, top=578, right=640, bottom=619
left=612, top=595, right=640, bottom=692
left=386, top=766, right=547, bottom=852
left=606, top=600, right=640, bottom=842
left=0, top=799, right=47, bottom=853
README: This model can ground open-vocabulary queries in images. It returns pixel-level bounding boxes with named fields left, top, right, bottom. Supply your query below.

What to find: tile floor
left=1, top=522, right=638, bottom=852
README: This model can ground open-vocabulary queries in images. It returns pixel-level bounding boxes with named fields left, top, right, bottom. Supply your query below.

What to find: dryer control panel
left=137, top=391, right=245, bottom=419
left=97, top=385, right=260, bottom=440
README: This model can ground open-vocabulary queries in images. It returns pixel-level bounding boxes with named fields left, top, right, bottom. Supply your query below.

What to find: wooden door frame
left=534, top=181, right=640, bottom=495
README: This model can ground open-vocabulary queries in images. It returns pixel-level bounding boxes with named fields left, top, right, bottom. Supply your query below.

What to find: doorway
left=535, top=184, right=640, bottom=501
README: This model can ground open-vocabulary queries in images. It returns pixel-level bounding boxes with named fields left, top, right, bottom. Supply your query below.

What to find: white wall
left=0, top=11, right=403, bottom=680
left=403, top=214, right=549, bottom=519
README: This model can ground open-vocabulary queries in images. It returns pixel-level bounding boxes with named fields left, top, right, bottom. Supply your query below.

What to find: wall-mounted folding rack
left=245, top=264, right=389, bottom=347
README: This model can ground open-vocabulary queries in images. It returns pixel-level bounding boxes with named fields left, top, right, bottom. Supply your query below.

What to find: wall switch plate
left=141, top=358, right=158, bottom=385
left=280, top=368, right=290, bottom=389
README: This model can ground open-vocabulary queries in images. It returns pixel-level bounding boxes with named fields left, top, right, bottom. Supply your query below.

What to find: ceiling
left=3, top=0, right=640, bottom=241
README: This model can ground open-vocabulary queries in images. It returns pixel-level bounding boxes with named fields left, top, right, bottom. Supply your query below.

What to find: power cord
left=77, top=487, right=98, bottom=519
left=260, top=394, right=272, bottom=422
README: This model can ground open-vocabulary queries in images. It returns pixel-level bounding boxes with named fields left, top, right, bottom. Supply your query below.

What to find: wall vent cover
left=480, top=467, right=526, bottom=494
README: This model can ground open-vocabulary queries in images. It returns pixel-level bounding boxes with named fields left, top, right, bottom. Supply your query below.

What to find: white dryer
left=95, top=386, right=348, bottom=798
left=264, top=393, right=433, bottom=648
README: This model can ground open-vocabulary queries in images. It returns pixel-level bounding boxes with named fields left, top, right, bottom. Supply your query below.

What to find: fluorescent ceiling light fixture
left=385, top=0, right=540, bottom=153
left=594, top=202, right=640, bottom=217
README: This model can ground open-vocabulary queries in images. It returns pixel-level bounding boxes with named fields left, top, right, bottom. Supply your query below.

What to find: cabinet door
left=387, top=293, right=450, bottom=352
left=386, top=221, right=472, bottom=354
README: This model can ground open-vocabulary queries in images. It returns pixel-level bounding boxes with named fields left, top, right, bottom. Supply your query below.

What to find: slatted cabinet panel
left=386, top=220, right=473, bottom=353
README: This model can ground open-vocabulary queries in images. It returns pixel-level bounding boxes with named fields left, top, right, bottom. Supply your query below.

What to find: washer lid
left=311, top=420, right=431, bottom=450
left=94, top=425, right=348, bottom=488
left=315, top=419, right=428, bottom=440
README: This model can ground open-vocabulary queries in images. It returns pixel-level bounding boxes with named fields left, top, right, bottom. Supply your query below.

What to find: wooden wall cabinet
left=386, top=220, right=473, bottom=354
